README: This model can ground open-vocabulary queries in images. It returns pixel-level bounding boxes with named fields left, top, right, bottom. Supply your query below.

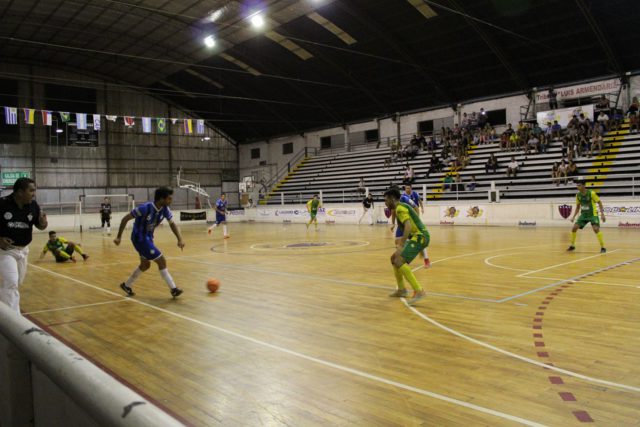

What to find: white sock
left=125, top=267, right=143, bottom=288
left=422, top=249, right=429, bottom=259
left=107, top=226, right=111, bottom=233
left=159, top=268, right=177, bottom=290
left=223, top=225, right=228, bottom=236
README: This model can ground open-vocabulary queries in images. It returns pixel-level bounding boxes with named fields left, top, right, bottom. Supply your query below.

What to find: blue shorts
left=395, top=225, right=404, bottom=238
left=216, top=213, right=226, bottom=224
left=132, top=236, right=162, bottom=260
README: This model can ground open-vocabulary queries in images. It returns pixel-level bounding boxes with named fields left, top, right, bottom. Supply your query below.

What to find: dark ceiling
left=1, top=0, right=639, bottom=143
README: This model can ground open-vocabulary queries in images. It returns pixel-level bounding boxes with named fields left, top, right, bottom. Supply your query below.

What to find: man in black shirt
left=358, top=194, right=375, bottom=225
left=100, top=197, right=112, bottom=235
left=0, top=177, right=47, bottom=313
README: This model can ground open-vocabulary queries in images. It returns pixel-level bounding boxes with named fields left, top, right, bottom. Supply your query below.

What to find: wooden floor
left=21, top=223, right=640, bottom=426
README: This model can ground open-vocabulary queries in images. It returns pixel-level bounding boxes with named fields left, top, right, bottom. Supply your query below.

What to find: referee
left=0, top=177, right=47, bottom=313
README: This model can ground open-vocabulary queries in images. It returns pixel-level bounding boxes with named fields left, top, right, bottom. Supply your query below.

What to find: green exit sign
left=1, top=171, right=31, bottom=186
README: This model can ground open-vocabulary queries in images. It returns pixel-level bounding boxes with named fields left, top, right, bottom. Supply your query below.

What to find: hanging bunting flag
left=93, top=114, right=101, bottom=131
left=124, top=116, right=135, bottom=127
left=142, top=117, right=152, bottom=133
left=42, top=110, right=52, bottom=126
left=184, top=119, right=193, bottom=134
left=60, top=112, right=71, bottom=122
left=157, top=118, right=166, bottom=133
left=4, top=107, right=18, bottom=125
left=196, top=119, right=205, bottom=134
left=76, top=113, right=87, bottom=130
left=24, top=108, right=35, bottom=125
left=105, top=115, right=117, bottom=122
left=171, top=118, right=178, bottom=124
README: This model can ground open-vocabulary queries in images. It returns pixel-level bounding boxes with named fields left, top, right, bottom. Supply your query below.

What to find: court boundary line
left=516, top=250, right=620, bottom=278
left=404, top=257, right=640, bottom=394
left=25, top=263, right=547, bottom=426
left=23, top=299, right=126, bottom=315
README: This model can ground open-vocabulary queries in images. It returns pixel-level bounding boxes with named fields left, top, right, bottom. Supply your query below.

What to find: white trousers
left=0, top=246, right=29, bottom=313
left=359, top=208, right=374, bottom=224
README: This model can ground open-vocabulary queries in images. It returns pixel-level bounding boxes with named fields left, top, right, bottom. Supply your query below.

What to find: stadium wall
left=0, top=63, right=237, bottom=203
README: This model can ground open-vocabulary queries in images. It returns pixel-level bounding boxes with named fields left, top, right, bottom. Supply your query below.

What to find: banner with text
left=535, top=78, right=621, bottom=103
left=537, top=104, right=595, bottom=128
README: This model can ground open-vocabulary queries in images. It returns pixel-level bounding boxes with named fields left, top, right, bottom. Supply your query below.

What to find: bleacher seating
left=263, top=123, right=640, bottom=204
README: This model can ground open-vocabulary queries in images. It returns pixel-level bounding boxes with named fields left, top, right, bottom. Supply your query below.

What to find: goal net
left=79, top=194, right=134, bottom=233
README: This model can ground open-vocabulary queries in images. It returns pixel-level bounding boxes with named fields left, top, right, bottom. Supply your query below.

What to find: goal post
left=78, top=194, right=134, bottom=233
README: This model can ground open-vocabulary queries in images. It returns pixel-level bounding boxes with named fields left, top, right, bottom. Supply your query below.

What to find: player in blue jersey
left=207, top=193, right=230, bottom=239
left=114, top=187, right=185, bottom=298
left=391, top=185, right=430, bottom=268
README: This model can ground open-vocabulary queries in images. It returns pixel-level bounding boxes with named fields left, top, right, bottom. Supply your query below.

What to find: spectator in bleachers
left=478, top=108, right=488, bottom=129
left=417, top=133, right=426, bottom=150
left=589, top=129, right=603, bottom=156
left=469, top=112, right=478, bottom=130
left=485, top=153, right=498, bottom=174
left=551, top=120, right=562, bottom=140
left=406, top=143, right=419, bottom=160
left=567, top=114, right=579, bottom=143
left=596, top=110, right=609, bottom=132
left=566, top=161, right=578, bottom=180
left=506, top=156, right=519, bottom=178
left=467, top=175, right=477, bottom=192
left=548, top=86, right=558, bottom=109
left=561, top=135, right=570, bottom=158
left=426, top=135, right=437, bottom=152
left=357, top=177, right=366, bottom=195
left=610, top=109, right=623, bottom=132
left=525, top=133, right=539, bottom=155
left=595, top=95, right=610, bottom=115
left=461, top=113, right=469, bottom=130
left=578, top=130, right=589, bottom=157
left=443, top=174, right=454, bottom=191
left=403, top=164, right=415, bottom=185
left=551, top=162, right=560, bottom=186
left=508, top=132, right=519, bottom=152
left=557, top=160, right=568, bottom=185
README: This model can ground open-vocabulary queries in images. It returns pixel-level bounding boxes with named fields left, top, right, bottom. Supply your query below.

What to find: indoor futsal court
left=20, top=223, right=640, bottom=426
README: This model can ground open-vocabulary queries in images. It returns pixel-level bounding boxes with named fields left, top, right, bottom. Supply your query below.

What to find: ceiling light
left=204, top=136, right=211, bottom=141
left=56, top=129, right=63, bottom=133
left=209, top=9, right=223, bottom=22
left=250, top=13, right=264, bottom=28
left=204, top=35, right=216, bottom=48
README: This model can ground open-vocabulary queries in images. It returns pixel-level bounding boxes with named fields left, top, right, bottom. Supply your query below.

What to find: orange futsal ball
left=206, top=278, right=220, bottom=293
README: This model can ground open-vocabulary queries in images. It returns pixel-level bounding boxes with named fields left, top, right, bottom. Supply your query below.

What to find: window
left=251, top=148, right=260, bottom=159
left=418, top=120, right=434, bottom=135
left=282, top=142, right=293, bottom=154
left=0, top=78, right=20, bottom=144
left=365, top=129, right=379, bottom=142
left=486, top=109, right=507, bottom=126
left=320, top=136, right=331, bottom=149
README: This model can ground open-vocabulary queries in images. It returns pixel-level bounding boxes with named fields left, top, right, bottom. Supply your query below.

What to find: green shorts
left=310, top=211, right=317, bottom=219
left=576, top=214, right=599, bottom=229
left=400, top=232, right=430, bottom=263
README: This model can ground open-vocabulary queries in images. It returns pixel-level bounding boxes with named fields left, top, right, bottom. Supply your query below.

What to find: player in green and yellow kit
left=306, top=194, right=321, bottom=230
left=40, top=231, right=89, bottom=263
left=568, top=179, right=606, bottom=253
left=385, top=187, right=430, bottom=305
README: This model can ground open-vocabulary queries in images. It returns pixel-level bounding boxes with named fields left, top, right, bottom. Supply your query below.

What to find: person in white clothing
left=0, top=178, right=48, bottom=313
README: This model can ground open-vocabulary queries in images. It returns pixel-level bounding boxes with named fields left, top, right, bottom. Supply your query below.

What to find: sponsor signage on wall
left=180, top=210, right=207, bottom=221
left=537, top=105, right=594, bottom=128
left=440, top=205, right=486, bottom=221
left=603, top=206, right=640, bottom=217
left=535, top=78, right=621, bottom=103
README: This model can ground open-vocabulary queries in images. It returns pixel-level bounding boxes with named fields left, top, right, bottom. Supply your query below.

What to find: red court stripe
left=537, top=352, right=549, bottom=358
left=549, top=376, right=564, bottom=384
left=573, top=411, right=594, bottom=422
left=559, top=392, right=576, bottom=401
left=533, top=333, right=543, bottom=338
left=535, top=342, right=545, bottom=347
left=533, top=325, right=542, bottom=329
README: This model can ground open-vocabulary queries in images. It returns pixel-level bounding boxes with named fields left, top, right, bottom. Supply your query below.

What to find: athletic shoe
left=207, top=228, right=212, bottom=235
left=70, top=257, right=77, bottom=263
left=423, top=258, right=431, bottom=268
left=170, top=287, right=183, bottom=298
left=82, top=254, right=89, bottom=261
left=600, top=247, right=606, bottom=253
left=120, top=282, right=135, bottom=296
left=388, top=289, right=408, bottom=297
left=407, top=290, right=426, bottom=306
left=224, top=235, right=230, bottom=239
left=567, top=246, right=575, bottom=251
